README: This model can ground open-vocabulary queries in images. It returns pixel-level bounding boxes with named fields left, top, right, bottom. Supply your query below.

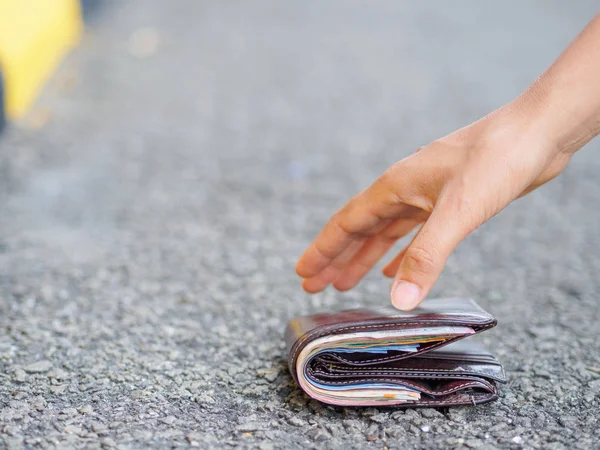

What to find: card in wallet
left=285, top=297, right=506, bottom=407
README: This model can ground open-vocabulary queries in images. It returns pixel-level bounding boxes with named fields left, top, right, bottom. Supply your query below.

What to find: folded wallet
left=285, top=297, right=506, bottom=407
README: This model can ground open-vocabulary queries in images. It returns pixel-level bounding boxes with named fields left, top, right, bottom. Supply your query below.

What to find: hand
left=296, top=14, right=600, bottom=310
left=295, top=102, right=572, bottom=310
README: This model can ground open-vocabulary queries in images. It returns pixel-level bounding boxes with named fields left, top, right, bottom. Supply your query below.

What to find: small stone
left=79, top=405, right=94, bottom=415
left=3, top=425, right=20, bottom=437
left=588, top=379, right=600, bottom=393
left=390, top=411, right=405, bottom=421
left=369, top=413, right=388, bottom=423
left=420, top=408, right=444, bottom=419
left=287, top=416, right=305, bottom=427
left=59, top=407, right=78, bottom=416
left=196, top=393, right=216, bottom=406
left=130, top=390, right=151, bottom=399
left=91, top=423, right=108, bottom=434
left=403, top=409, right=420, bottom=421
left=465, top=438, right=484, bottom=448
left=489, top=422, right=508, bottom=433
left=511, top=436, right=523, bottom=444
left=264, top=372, right=278, bottom=382
left=361, top=408, right=378, bottom=417
left=421, top=426, right=431, bottom=433
left=366, top=435, right=377, bottom=442
left=242, top=385, right=269, bottom=396
left=309, top=428, right=331, bottom=442
left=342, top=419, right=362, bottom=430
left=101, top=437, right=116, bottom=448
left=227, top=365, right=242, bottom=377
left=24, top=360, right=52, bottom=373
left=287, top=392, right=308, bottom=408
left=257, top=369, right=279, bottom=382
left=32, top=396, right=46, bottom=411
left=48, top=368, right=71, bottom=380
left=161, top=415, right=177, bottom=425
left=50, top=385, right=68, bottom=395
left=14, top=369, right=27, bottom=383
left=408, top=424, right=421, bottom=434
left=64, top=425, right=84, bottom=436
left=558, top=416, right=578, bottom=428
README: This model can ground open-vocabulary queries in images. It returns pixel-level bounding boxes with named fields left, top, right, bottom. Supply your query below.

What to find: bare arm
left=296, top=14, right=600, bottom=310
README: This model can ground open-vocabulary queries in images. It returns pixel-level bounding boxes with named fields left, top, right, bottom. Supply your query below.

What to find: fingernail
left=391, top=280, right=422, bottom=311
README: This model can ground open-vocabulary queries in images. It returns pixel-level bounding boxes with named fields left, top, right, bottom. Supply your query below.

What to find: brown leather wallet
left=285, top=297, right=506, bottom=407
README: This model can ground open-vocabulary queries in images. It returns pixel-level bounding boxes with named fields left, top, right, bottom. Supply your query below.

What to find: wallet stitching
left=311, top=364, right=477, bottom=373
left=312, top=364, right=497, bottom=375
left=291, top=322, right=495, bottom=366
left=304, top=377, right=490, bottom=396
left=310, top=368, right=491, bottom=377
left=307, top=367, right=496, bottom=388
left=402, top=394, right=495, bottom=406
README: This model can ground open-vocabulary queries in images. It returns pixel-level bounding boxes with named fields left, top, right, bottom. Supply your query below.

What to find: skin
left=296, top=14, right=600, bottom=311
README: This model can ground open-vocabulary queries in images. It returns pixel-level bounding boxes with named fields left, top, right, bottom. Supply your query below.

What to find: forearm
left=514, top=14, right=600, bottom=155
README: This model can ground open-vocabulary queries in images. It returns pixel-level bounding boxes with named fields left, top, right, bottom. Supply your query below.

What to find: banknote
left=296, top=326, right=475, bottom=404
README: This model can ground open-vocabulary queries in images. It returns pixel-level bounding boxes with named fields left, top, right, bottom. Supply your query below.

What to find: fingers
left=296, top=174, right=414, bottom=279
left=296, top=151, right=444, bottom=295
left=331, top=236, right=397, bottom=291
left=295, top=218, right=355, bottom=280
left=301, top=238, right=366, bottom=293
left=390, top=196, right=479, bottom=311
left=302, top=265, right=339, bottom=293
left=333, top=218, right=423, bottom=291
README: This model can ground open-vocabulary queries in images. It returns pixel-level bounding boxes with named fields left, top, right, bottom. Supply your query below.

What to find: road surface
left=0, top=1, right=598, bottom=448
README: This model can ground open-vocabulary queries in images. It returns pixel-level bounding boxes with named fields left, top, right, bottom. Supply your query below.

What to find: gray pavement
left=1, top=1, right=599, bottom=448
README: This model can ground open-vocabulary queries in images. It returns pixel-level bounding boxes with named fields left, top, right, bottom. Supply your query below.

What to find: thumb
left=390, top=199, right=477, bottom=310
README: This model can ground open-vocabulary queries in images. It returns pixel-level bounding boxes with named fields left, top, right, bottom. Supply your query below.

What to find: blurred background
left=0, top=1, right=598, bottom=449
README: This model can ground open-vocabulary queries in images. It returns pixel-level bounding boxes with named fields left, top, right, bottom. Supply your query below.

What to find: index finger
left=296, top=177, right=409, bottom=279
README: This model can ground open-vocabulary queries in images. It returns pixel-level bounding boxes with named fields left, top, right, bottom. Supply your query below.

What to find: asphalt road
left=0, top=1, right=599, bottom=449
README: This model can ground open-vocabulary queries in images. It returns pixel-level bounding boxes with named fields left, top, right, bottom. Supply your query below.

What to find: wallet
left=285, top=297, right=506, bottom=407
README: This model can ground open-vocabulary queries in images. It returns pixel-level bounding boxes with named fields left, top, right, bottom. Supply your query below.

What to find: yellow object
left=0, top=0, right=82, bottom=119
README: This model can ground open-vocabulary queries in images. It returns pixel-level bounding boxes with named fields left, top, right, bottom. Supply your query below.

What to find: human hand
left=296, top=14, right=600, bottom=310
left=295, top=103, right=572, bottom=310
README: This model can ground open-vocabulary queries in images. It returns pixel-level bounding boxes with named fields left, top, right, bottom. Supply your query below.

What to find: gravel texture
left=1, top=1, right=599, bottom=449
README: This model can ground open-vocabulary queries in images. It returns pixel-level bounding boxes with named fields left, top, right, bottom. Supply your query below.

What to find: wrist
left=515, top=79, right=599, bottom=156
left=477, top=94, right=563, bottom=161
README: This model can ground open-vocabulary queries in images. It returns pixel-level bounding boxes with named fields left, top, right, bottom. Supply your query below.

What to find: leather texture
left=285, top=298, right=505, bottom=407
